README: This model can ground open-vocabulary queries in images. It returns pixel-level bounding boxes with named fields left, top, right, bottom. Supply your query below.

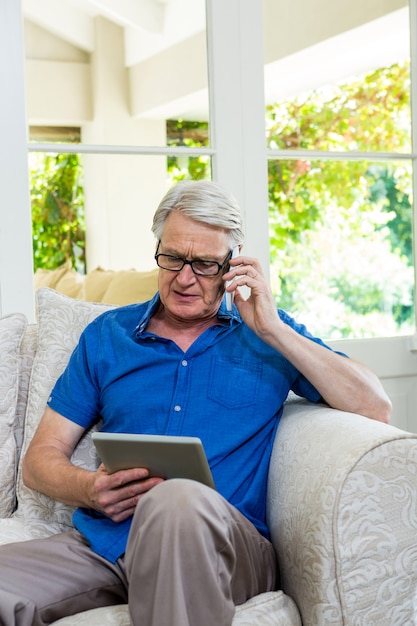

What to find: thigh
left=0, top=531, right=128, bottom=625
left=125, top=479, right=278, bottom=608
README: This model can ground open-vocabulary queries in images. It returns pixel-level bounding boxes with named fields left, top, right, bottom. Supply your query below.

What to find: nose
left=175, top=263, right=196, bottom=284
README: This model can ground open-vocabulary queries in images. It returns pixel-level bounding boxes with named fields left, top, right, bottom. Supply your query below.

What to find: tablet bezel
left=91, top=432, right=215, bottom=489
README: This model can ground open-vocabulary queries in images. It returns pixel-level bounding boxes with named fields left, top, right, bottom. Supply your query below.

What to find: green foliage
left=267, top=63, right=410, bottom=152
left=266, top=61, right=414, bottom=338
left=166, top=119, right=211, bottom=182
left=266, top=63, right=411, bottom=251
left=30, top=152, right=85, bottom=272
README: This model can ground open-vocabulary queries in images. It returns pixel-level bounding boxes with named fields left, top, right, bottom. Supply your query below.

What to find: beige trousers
left=0, top=479, right=278, bottom=626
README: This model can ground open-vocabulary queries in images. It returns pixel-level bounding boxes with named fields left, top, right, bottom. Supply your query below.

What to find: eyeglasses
left=155, top=243, right=233, bottom=277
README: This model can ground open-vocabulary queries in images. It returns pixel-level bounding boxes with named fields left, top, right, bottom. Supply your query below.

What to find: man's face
left=157, top=211, right=231, bottom=322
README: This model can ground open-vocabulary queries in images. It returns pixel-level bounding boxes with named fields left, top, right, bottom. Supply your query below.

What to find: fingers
left=93, top=468, right=164, bottom=522
left=226, top=255, right=263, bottom=278
left=223, top=255, right=264, bottom=291
left=223, top=255, right=279, bottom=338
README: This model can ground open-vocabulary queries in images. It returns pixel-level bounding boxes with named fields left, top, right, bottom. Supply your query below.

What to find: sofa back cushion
left=14, top=288, right=114, bottom=529
left=0, top=314, right=27, bottom=516
left=34, top=263, right=159, bottom=306
left=33, top=261, right=84, bottom=300
left=99, top=268, right=159, bottom=305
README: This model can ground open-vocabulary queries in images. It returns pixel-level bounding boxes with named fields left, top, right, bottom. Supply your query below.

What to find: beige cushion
left=101, top=268, right=159, bottom=305
left=34, top=262, right=84, bottom=300
left=54, top=268, right=84, bottom=299
left=36, top=265, right=159, bottom=306
left=0, top=313, right=27, bottom=517
left=33, top=261, right=73, bottom=290
left=14, top=288, right=115, bottom=535
left=82, top=267, right=115, bottom=303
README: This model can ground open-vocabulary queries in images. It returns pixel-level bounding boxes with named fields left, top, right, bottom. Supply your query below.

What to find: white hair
left=151, top=180, right=245, bottom=247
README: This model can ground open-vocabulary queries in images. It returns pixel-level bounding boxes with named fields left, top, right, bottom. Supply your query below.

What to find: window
left=264, top=1, right=414, bottom=339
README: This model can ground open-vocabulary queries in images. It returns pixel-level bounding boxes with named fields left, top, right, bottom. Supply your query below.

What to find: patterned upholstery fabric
left=0, top=288, right=416, bottom=624
left=13, top=289, right=114, bottom=533
left=52, top=591, right=302, bottom=625
left=15, top=324, right=37, bottom=463
left=0, top=314, right=27, bottom=517
left=267, top=398, right=417, bottom=625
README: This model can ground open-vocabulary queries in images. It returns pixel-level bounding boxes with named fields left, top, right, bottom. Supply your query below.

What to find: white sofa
left=1, top=286, right=417, bottom=625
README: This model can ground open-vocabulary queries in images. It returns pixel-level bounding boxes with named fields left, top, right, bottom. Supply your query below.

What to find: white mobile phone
left=225, top=246, right=239, bottom=311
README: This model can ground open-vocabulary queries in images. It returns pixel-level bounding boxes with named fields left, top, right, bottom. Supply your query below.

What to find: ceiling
left=21, top=0, right=409, bottom=122
left=22, top=0, right=206, bottom=67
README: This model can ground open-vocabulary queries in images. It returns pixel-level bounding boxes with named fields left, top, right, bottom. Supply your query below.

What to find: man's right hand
left=90, top=465, right=165, bottom=522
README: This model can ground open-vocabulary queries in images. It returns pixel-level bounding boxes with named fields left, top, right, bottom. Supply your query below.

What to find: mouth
left=173, top=290, right=200, bottom=303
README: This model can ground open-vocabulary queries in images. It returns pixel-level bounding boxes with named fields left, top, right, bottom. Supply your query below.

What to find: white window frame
left=0, top=0, right=35, bottom=319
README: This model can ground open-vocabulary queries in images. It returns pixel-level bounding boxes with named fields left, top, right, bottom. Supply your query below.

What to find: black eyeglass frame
left=155, top=243, right=233, bottom=277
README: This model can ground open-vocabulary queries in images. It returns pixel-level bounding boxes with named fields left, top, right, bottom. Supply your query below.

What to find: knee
left=134, top=479, right=221, bottom=530
left=126, top=480, right=235, bottom=577
left=128, top=479, right=229, bottom=551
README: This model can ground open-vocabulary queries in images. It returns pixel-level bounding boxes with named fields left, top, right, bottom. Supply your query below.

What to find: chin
left=174, top=304, right=204, bottom=319
left=171, top=300, right=216, bottom=321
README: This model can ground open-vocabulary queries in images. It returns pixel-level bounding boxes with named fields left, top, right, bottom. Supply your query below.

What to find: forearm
left=266, top=323, right=392, bottom=422
left=23, top=408, right=164, bottom=523
left=22, top=445, right=94, bottom=508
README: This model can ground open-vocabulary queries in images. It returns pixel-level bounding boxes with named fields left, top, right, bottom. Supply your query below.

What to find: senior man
left=0, top=180, right=391, bottom=626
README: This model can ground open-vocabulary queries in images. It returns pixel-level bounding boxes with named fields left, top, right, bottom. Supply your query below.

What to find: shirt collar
left=218, top=295, right=242, bottom=324
left=133, top=293, right=161, bottom=336
left=133, top=292, right=242, bottom=338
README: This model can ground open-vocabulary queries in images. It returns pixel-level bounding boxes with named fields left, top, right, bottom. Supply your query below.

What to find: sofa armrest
left=267, top=397, right=417, bottom=626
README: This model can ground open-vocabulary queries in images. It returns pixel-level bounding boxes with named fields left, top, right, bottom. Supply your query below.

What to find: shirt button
left=174, top=405, right=181, bottom=412
left=181, top=360, right=188, bottom=367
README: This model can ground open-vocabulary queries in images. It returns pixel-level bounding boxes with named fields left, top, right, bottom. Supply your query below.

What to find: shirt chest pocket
left=207, top=356, right=262, bottom=409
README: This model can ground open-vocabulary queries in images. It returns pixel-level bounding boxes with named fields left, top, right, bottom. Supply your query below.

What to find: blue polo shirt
left=48, top=294, right=331, bottom=563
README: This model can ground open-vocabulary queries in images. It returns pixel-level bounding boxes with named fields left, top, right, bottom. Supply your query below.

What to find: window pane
left=29, top=151, right=85, bottom=273
left=263, top=2, right=411, bottom=152
left=268, top=159, right=414, bottom=339
left=29, top=151, right=211, bottom=274
left=24, top=1, right=208, bottom=148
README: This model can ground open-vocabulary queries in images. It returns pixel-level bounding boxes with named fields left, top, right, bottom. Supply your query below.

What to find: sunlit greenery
left=30, top=152, right=85, bottom=272
left=266, top=62, right=413, bottom=338
left=166, top=119, right=211, bottom=182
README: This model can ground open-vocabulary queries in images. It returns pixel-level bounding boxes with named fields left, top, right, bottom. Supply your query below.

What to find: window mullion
left=409, top=0, right=417, bottom=329
left=205, top=0, right=270, bottom=276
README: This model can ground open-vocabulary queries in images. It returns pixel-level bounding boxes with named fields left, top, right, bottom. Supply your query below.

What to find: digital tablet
left=92, top=432, right=215, bottom=489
